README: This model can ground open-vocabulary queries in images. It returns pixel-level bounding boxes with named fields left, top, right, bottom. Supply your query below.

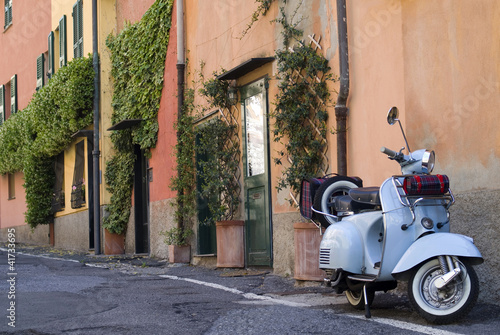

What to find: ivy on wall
left=0, top=56, right=94, bottom=228
left=104, top=0, right=174, bottom=235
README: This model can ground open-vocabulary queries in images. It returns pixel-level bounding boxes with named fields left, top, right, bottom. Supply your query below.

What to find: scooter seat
left=335, top=195, right=376, bottom=215
left=349, top=187, right=381, bottom=206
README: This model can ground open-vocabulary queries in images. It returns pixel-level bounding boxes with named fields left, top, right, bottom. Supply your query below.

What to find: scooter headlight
left=421, top=217, right=434, bottom=229
left=422, top=150, right=435, bottom=174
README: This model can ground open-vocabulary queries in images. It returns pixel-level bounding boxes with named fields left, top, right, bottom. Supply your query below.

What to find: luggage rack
left=390, top=175, right=455, bottom=230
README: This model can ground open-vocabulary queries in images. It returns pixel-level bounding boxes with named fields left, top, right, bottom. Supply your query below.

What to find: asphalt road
left=0, top=248, right=499, bottom=334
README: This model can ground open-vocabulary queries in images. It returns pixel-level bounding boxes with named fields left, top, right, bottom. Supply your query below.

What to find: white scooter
left=303, top=107, right=483, bottom=324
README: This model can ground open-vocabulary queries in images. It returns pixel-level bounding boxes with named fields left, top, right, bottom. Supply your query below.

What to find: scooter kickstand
left=364, top=284, right=371, bottom=318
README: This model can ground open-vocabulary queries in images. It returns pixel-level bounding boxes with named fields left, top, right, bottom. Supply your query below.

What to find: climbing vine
left=104, top=0, right=174, bottom=234
left=0, top=56, right=94, bottom=228
left=271, top=2, right=335, bottom=197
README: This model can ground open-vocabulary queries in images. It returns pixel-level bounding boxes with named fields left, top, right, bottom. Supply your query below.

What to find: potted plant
left=161, top=227, right=194, bottom=263
left=196, top=118, right=244, bottom=268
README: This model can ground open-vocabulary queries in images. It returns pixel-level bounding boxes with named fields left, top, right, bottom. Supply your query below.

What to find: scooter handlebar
left=380, top=146, right=398, bottom=158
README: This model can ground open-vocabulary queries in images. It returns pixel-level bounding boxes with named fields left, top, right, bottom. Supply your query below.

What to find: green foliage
left=272, top=43, right=333, bottom=194
left=160, top=226, right=194, bottom=246
left=170, top=87, right=197, bottom=228
left=104, top=0, right=173, bottom=234
left=0, top=56, right=94, bottom=228
left=196, top=119, right=240, bottom=225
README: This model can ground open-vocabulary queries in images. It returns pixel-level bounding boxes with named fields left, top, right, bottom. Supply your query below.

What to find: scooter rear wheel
left=345, top=289, right=375, bottom=310
left=313, top=176, right=360, bottom=227
left=408, top=258, right=479, bottom=324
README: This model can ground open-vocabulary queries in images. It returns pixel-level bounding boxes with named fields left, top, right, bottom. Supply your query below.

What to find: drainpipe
left=92, top=0, right=101, bottom=254
left=176, top=0, right=185, bottom=229
left=335, top=0, right=349, bottom=176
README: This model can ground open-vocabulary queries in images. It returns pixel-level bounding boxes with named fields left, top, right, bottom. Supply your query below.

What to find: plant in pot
left=196, top=118, right=244, bottom=267
left=161, top=227, right=194, bottom=263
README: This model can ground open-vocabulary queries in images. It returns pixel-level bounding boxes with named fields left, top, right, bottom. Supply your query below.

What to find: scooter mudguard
left=391, top=233, right=483, bottom=277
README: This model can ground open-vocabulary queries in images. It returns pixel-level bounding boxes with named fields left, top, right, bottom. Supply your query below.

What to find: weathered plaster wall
left=54, top=210, right=90, bottom=251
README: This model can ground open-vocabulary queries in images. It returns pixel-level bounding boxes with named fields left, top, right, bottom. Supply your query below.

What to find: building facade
left=1, top=0, right=499, bottom=304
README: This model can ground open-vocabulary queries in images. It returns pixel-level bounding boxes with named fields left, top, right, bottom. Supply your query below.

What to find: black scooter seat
left=349, top=187, right=381, bottom=206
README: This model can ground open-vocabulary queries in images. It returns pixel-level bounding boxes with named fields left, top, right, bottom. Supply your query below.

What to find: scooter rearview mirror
left=387, top=106, right=399, bottom=125
left=386, top=106, right=411, bottom=153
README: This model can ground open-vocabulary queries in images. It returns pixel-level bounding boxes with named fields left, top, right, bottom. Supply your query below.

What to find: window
left=73, top=0, right=83, bottom=58
left=10, top=74, right=17, bottom=114
left=51, top=153, right=65, bottom=212
left=71, top=141, right=85, bottom=208
left=59, top=15, right=67, bottom=67
left=48, top=31, right=54, bottom=79
left=4, top=0, right=12, bottom=29
left=36, top=54, right=45, bottom=90
left=0, top=85, right=4, bottom=125
left=8, top=173, right=15, bottom=200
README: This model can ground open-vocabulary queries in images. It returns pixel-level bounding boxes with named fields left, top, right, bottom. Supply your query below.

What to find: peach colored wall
left=149, top=0, right=178, bottom=202
left=0, top=0, right=51, bottom=229
left=0, top=172, right=27, bottom=228
left=0, top=0, right=51, bottom=110
left=401, top=0, right=500, bottom=193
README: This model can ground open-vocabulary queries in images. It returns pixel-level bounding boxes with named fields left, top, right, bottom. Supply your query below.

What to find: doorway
left=134, top=145, right=149, bottom=254
left=241, top=78, right=272, bottom=267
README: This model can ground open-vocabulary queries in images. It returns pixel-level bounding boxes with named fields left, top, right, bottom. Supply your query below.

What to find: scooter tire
left=408, top=258, right=479, bottom=324
left=313, top=176, right=361, bottom=228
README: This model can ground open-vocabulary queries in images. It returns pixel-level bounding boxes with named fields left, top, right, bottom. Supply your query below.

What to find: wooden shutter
left=0, top=85, right=4, bottom=125
left=36, top=54, right=45, bottom=90
left=48, top=31, right=54, bottom=78
left=73, top=0, right=83, bottom=59
left=10, top=75, right=17, bottom=114
left=59, top=15, right=67, bottom=67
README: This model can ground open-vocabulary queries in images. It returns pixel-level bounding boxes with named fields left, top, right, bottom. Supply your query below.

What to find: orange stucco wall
left=149, top=0, right=178, bottom=202
left=116, top=0, right=156, bottom=32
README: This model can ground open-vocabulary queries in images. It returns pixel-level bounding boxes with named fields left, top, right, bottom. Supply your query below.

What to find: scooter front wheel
left=408, top=258, right=479, bottom=324
left=345, top=289, right=375, bottom=310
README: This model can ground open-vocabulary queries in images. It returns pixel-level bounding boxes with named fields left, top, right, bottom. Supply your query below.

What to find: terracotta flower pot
left=293, top=222, right=325, bottom=281
left=216, top=220, right=245, bottom=268
left=168, top=245, right=191, bottom=263
left=104, top=229, right=125, bottom=255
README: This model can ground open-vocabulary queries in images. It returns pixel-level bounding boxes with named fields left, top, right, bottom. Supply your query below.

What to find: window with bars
left=51, top=153, right=65, bottom=213
left=73, top=0, right=83, bottom=58
left=71, top=141, right=85, bottom=209
left=4, top=0, right=12, bottom=29
left=59, top=15, right=67, bottom=67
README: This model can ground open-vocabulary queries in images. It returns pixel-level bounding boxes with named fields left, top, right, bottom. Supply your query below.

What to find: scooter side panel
left=319, top=221, right=364, bottom=274
left=391, top=233, right=484, bottom=275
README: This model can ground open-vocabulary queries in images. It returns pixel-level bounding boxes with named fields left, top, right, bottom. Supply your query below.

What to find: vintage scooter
left=303, top=107, right=483, bottom=324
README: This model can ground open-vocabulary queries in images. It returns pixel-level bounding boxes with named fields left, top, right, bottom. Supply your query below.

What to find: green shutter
left=36, top=54, right=45, bottom=90
left=59, top=15, right=67, bottom=67
left=4, top=0, right=12, bottom=28
left=73, top=0, right=83, bottom=58
left=10, top=75, right=17, bottom=114
left=0, top=85, right=4, bottom=125
left=48, top=31, right=54, bottom=78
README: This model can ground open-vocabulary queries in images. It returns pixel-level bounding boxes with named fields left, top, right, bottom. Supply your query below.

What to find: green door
left=241, top=79, right=272, bottom=267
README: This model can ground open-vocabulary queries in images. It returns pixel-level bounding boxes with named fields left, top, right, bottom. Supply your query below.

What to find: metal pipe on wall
left=176, top=0, right=185, bottom=229
left=335, top=0, right=349, bottom=176
left=92, top=0, right=101, bottom=254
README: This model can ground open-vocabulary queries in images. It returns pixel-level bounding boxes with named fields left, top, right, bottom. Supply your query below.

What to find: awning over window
left=216, top=57, right=274, bottom=81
